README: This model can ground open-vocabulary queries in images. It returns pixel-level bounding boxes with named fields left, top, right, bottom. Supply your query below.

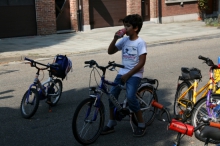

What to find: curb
left=0, top=55, right=52, bottom=64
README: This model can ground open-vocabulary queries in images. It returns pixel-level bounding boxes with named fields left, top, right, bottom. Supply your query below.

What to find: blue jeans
left=109, top=74, right=141, bottom=112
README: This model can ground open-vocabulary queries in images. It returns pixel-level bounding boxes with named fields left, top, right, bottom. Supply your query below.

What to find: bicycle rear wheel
left=191, top=95, right=220, bottom=144
left=72, top=98, right=105, bottom=145
left=20, top=88, right=39, bottom=119
left=132, top=86, right=158, bottom=126
left=47, top=79, right=62, bottom=106
left=174, top=81, right=192, bottom=118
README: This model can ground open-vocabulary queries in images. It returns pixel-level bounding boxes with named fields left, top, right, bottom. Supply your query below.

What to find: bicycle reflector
left=168, top=119, right=194, bottom=137
left=218, top=56, right=220, bottom=67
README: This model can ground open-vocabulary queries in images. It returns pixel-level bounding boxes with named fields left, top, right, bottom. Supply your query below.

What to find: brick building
left=0, top=0, right=219, bottom=38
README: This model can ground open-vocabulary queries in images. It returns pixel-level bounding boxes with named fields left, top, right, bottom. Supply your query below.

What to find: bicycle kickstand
left=48, top=105, right=52, bottom=112
left=46, top=97, right=52, bottom=112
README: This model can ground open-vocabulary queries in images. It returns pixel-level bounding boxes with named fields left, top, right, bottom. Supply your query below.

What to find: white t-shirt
left=116, top=36, right=147, bottom=78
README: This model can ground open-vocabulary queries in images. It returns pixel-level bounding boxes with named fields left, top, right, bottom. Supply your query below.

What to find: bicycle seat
left=200, top=126, right=220, bottom=140
left=181, top=67, right=202, bottom=80
left=141, top=78, right=155, bottom=84
left=181, top=67, right=190, bottom=73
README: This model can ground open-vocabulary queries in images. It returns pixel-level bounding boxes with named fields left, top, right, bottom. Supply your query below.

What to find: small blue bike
left=20, top=57, right=63, bottom=119
left=72, top=60, right=159, bottom=145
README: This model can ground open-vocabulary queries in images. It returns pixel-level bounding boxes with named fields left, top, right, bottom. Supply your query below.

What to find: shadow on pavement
left=0, top=89, right=14, bottom=99
left=0, top=85, right=192, bottom=146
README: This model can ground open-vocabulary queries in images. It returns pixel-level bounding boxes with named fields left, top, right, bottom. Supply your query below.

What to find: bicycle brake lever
left=109, top=67, right=115, bottom=71
left=156, top=108, right=171, bottom=123
left=156, top=109, right=166, bottom=121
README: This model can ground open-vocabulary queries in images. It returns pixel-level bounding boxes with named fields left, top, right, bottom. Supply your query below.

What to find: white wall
left=161, top=13, right=198, bottom=23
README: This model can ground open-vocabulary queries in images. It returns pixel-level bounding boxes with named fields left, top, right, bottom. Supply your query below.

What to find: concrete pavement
left=0, top=20, right=220, bottom=64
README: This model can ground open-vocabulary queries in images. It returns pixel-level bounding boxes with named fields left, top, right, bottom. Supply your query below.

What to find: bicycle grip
left=151, top=100, right=163, bottom=109
left=114, top=64, right=124, bottom=68
left=210, top=122, right=220, bottom=129
left=198, top=55, right=207, bottom=61
left=84, top=61, right=90, bottom=64
left=24, top=57, right=34, bottom=62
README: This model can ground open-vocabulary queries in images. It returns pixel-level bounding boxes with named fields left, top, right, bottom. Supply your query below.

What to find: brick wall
left=82, top=0, right=90, bottom=25
left=161, top=0, right=198, bottom=17
left=34, top=0, right=201, bottom=35
left=70, top=0, right=78, bottom=31
left=127, top=0, right=141, bottom=15
left=35, top=0, right=56, bottom=35
left=150, top=0, right=157, bottom=18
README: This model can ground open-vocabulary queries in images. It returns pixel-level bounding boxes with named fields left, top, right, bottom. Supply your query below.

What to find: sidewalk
left=0, top=20, right=220, bottom=63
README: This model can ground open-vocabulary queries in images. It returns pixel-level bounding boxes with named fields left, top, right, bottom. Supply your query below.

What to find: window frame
left=165, top=0, right=198, bottom=4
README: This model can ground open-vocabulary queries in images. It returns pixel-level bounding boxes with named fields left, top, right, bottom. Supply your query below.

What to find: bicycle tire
left=191, top=95, right=220, bottom=144
left=132, top=86, right=158, bottom=126
left=20, top=88, right=39, bottom=119
left=72, top=98, right=105, bottom=145
left=174, top=81, right=192, bottom=118
left=47, top=79, right=62, bottom=106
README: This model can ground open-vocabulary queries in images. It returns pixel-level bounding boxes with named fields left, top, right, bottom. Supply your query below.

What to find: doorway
left=55, top=0, right=71, bottom=31
left=141, top=0, right=150, bottom=21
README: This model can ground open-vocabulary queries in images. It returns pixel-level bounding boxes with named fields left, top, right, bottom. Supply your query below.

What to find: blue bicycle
left=20, top=57, right=63, bottom=119
left=72, top=60, right=159, bottom=145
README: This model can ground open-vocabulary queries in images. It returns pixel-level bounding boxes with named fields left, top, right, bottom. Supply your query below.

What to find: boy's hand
left=114, top=33, right=119, bottom=39
left=121, top=74, right=130, bottom=83
left=115, top=28, right=126, bottom=39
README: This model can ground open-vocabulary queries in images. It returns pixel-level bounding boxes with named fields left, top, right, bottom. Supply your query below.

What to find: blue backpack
left=51, top=55, right=72, bottom=80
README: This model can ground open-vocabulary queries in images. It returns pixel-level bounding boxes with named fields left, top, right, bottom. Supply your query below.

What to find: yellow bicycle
left=173, top=55, right=220, bottom=121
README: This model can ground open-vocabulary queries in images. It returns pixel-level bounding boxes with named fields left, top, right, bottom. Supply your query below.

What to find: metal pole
left=158, top=0, right=162, bottom=24
left=77, top=0, right=82, bottom=31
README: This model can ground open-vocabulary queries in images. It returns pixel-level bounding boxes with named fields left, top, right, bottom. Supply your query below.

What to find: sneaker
left=101, top=126, right=115, bottom=135
left=133, top=126, right=147, bottom=137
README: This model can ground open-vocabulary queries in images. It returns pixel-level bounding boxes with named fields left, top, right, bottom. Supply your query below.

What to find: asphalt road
left=1, top=35, right=220, bottom=146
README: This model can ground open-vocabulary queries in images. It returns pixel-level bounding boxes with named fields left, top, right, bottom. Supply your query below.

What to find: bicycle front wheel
left=191, top=95, right=220, bottom=144
left=47, top=79, right=62, bottom=106
left=174, top=81, right=192, bottom=117
left=132, top=86, right=158, bottom=126
left=20, top=88, right=39, bottom=119
left=72, top=98, right=105, bottom=145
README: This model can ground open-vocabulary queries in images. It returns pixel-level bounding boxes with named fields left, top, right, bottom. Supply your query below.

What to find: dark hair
left=122, top=14, right=143, bottom=34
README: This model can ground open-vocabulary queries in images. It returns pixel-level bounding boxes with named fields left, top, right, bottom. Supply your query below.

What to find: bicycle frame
left=177, top=80, right=210, bottom=107
left=177, top=67, right=220, bottom=109
left=26, top=69, right=60, bottom=103
left=91, top=75, right=123, bottom=112
left=89, top=73, right=153, bottom=123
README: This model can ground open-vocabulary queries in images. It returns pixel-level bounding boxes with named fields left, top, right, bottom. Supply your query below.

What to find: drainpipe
left=158, top=0, right=162, bottom=23
left=77, top=0, right=82, bottom=31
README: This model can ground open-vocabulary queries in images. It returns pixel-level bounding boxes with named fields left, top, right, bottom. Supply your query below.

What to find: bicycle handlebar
left=25, top=57, right=48, bottom=67
left=174, top=116, right=220, bottom=132
left=151, top=100, right=171, bottom=123
left=24, top=57, right=58, bottom=70
left=84, top=60, right=124, bottom=69
left=198, top=55, right=219, bottom=68
left=198, top=55, right=207, bottom=61
left=210, top=121, right=220, bottom=128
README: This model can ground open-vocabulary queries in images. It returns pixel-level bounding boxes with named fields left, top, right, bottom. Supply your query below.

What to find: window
left=165, top=0, right=197, bottom=4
